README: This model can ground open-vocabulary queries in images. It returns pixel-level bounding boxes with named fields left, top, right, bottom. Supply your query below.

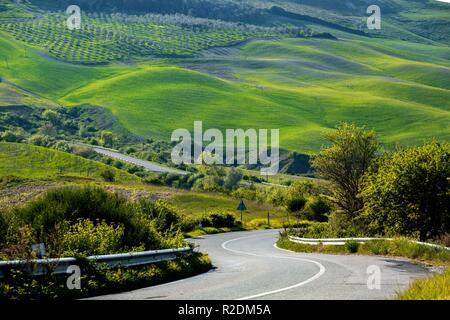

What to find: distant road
left=88, top=145, right=188, bottom=175
left=90, top=230, right=431, bottom=300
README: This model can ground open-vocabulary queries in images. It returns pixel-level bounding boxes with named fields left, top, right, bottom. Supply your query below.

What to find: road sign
left=237, top=199, right=247, bottom=223
left=237, top=199, right=247, bottom=212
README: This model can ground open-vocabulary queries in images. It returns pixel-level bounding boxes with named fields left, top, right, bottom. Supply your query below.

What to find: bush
left=345, top=240, right=360, bottom=253
left=201, top=211, right=240, bottom=228
left=365, top=240, right=390, bottom=255
left=285, top=195, right=306, bottom=213
left=303, top=196, right=331, bottom=222
left=0, top=252, right=212, bottom=300
left=288, top=221, right=332, bottom=238
left=62, top=219, right=125, bottom=257
left=139, top=200, right=181, bottom=232
left=100, top=169, right=116, bottom=182
left=11, top=186, right=164, bottom=251
left=178, top=216, right=200, bottom=233
left=361, top=141, right=450, bottom=241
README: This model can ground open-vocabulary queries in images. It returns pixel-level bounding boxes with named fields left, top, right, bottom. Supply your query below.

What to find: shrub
left=224, top=169, right=243, bottom=191
left=289, top=221, right=332, bottom=238
left=139, top=200, right=181, bottom=232
left=303, top=196, right=331, bottom=222
left=345, top=240, right=360, bottom=253
left=12, top=186, right=162, bottom=250
left=178, top=216, right=200, bottom=232
left=201, top=211, right=240, bottom=229
left=62, top=219, right=125, bottom=257
left=211, top=212, right=239, bottom=228
left=100, top=169, right=116, bottom=182
left=285, top=195, right=306, bottom=213
left=365, top=240, right=390, bottom=255
left=232, top=186, right=257, bottom=201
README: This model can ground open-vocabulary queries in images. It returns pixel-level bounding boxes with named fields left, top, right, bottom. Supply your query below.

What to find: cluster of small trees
left=0, top=106, right=120, bottom=150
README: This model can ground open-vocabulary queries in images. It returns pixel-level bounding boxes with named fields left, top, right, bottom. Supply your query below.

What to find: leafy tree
left=0, top=129, right=26, bottom=142
left=311, top=123, right=379, bottom=218
left=38, top=123, right=57, bottom=136
left=224, top=168, right=243, bottom=191
left=284, top=181, right=311, bottom=213
left=361, top=141, right=450, bottom=241
left=28, top=134, right=52, bottom=147
left=42, top=109, right=61, bottom=125
left=101, top=131, right=114, bottom=148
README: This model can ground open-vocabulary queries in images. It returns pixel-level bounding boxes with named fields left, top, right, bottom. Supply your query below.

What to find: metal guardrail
left=288, top=236, right=450, bottom=250
left=0, top=247, right=192, bottom=279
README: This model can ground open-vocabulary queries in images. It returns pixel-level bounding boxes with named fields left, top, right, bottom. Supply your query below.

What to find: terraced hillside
left=0, top=10, right=298, bottom=64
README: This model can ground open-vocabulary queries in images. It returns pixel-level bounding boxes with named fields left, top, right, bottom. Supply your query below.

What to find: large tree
left=311, top=123, right=379, bottom=218
left=361, top=141, right=450, bottom=241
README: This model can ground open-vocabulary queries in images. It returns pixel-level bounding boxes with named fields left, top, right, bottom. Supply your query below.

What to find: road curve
left=92, top=147, right=187, bottom=175
left=89, top=230, right=431, bottom=300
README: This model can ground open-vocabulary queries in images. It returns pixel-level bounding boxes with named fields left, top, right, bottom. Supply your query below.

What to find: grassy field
left=167, top=190, right=287, bottom=224
left=0, top=142, right=139, bottom=182
left=0, top=3, right=449, bottom=155
left=0, top=143, right=288, bottom=227
left=60, top=36, right=450, bottom=153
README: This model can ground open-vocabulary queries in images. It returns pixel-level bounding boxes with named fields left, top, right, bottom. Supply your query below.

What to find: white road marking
left=221, top=234, right=326, bottom=300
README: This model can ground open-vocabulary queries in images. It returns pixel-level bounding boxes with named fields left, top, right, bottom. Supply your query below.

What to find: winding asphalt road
left=91, top=147, right=187, bottom=175
left=90, top=230, right=431, bottom=300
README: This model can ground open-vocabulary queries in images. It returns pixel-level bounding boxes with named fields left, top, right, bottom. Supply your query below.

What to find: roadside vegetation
left=0, top=0, right=449, bottom=301
left=397, top=268, right=450, bottom=300
left=279, top=124, right=450, bottom=300
left=277, top=237, right=450, bottom=266
left=0, top=185, right=212, bottom=300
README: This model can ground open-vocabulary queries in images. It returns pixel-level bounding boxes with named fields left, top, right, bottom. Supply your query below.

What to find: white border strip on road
left=221, top=235, right=326, bottom=300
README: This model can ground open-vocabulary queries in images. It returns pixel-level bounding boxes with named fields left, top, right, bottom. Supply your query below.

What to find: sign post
left=237, top=199, right=247, bottom=223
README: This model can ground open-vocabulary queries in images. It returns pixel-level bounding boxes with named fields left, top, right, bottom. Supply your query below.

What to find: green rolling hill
left=0, top=0, right=449, bottom=156
left=0, top=142, right=140, bottom=182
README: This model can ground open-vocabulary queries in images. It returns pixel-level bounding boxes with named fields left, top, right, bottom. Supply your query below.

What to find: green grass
left=0, top=142, right=139, bottom=182
left=58, top=37, right=450, bottom=154
left=0, top=9, right=449, bottom=155
left=397, top=268, right=450, bottom=300
left=167, top=190, right=287, bottom=225
left=277, top=237, right=450, bottom=265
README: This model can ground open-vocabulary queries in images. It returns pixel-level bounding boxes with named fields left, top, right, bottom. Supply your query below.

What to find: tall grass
left=277, top=236, right=450, bottom=265
left=397, top=268, right=450, bottom=300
